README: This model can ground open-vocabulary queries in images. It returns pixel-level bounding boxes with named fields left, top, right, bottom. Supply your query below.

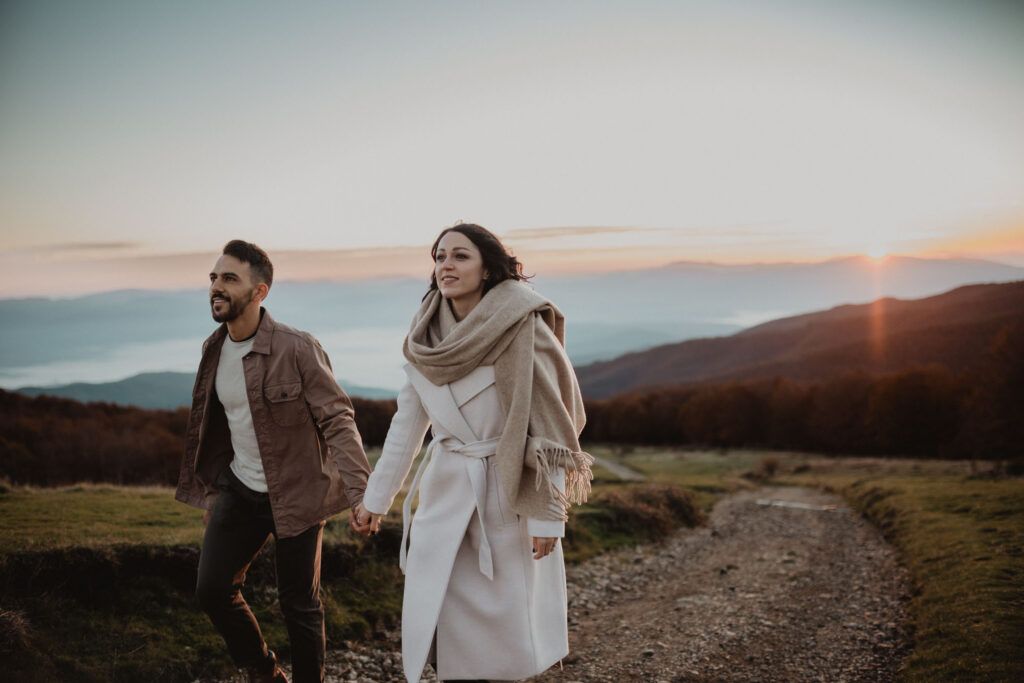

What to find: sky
left=1, top=0, right=1023, bottom=297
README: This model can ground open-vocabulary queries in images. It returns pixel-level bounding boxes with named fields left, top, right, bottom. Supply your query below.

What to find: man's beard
left=211, top=288, right=255, bottom=323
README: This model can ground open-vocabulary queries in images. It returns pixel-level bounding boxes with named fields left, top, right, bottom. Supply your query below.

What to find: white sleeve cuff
left=527, top=467, right=567, bottom=537
left=527, top=517, right=566, bottom=538
left=361, top=479, right=392, bottom=516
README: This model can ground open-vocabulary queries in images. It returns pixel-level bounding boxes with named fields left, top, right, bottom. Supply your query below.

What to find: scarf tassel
left=530, top=439, right=595, bottom=519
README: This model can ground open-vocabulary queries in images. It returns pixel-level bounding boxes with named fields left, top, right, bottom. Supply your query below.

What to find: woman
left=351, top=223, right=593, bottom=683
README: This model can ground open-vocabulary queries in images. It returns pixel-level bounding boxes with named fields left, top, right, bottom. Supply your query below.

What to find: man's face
left=209, top=255, right=259, bottom=323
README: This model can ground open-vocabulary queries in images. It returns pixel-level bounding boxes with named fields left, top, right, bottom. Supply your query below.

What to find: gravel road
left=536, top=485, right=911, bottom=683
left=207, top=485, right=910, bottom=682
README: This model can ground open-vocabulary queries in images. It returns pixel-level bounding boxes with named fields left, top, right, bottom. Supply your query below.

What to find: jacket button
left=280, top=391, right=287, bottom=398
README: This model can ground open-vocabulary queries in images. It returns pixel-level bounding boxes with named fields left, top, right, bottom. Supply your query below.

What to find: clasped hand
left=349, top=501, right=382, bottom=537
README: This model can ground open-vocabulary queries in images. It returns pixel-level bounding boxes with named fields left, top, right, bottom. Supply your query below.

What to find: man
left=175, top=240, right=372, bottom=683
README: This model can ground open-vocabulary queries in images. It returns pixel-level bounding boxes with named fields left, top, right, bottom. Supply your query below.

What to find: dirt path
left=210, top=486, right=910, bottom=682
left=590, top=455, right=647, bottom=482
left=536, top=485, right=911, bottom=683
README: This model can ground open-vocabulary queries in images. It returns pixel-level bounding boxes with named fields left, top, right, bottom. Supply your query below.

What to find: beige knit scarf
left=403, top=279, right=593, bottom=521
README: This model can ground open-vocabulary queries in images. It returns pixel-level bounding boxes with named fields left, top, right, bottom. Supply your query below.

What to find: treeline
left=3, top=321, right=1021, bottom=486
left=0, top=392, right=397, bottom=487
left=582, top=321, right=1024, bottom=461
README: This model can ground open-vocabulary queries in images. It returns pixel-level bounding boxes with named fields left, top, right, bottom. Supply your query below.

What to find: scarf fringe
left=532, top=442, right=595, bottom=519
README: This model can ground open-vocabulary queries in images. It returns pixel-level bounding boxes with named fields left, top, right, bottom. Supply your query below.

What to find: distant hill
left=3, top=256, right=1021, bottom=388
left=17, top=371, right=398, bottom=409
left=535, top=254, right=1024, bottom=348
left=577, top=279, right=1024, bottom=398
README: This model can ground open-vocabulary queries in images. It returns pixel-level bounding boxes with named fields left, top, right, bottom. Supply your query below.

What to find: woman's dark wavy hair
left=424, top=223, right=531, bottom=299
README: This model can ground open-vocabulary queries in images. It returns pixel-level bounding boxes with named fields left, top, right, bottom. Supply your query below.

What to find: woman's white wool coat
left=362, top=362, right=569, bottom=683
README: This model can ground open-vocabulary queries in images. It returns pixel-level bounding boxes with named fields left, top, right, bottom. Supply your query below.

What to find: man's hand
left=349, top=502, right=383, bottom=537
left=532, top=536, right=558, bottom=560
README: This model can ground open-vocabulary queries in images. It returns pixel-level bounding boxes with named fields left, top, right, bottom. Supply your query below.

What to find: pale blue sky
left=1, top=0, right=1022, bottom=292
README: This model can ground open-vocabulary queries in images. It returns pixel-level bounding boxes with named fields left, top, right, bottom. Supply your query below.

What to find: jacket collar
left=250, top=307, right=275, bottom=355
left=204, top=307, right=275, bottom=355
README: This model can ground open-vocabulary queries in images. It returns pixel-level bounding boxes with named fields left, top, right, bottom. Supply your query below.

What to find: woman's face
left=434, top=230, right=488, bottom=302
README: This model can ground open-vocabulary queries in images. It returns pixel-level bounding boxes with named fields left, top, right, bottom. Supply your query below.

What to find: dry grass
left=3, top=448, right=1019, bottom=682
left=778, top=460, right=1024, bottom=682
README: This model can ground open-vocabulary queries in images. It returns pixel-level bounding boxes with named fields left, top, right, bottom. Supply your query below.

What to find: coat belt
left=400, top=434, right=502, bottom=580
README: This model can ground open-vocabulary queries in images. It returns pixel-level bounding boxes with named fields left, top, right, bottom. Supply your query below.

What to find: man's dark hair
left=223, top=240, right=274, bottom=289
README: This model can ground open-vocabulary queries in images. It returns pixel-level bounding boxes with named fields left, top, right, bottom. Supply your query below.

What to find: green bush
left=565, top=484, right=703, bottom=562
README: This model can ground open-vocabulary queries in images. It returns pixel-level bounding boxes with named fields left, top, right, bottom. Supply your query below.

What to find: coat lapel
left=449, top=365, right=495, bottom=408
left=404, top=364, right=479, bottom=444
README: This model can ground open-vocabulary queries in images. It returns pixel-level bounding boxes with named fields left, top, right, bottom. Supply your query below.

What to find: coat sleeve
left=526, top=467, right=566, bottom=538
left=297, top=333, right=372, bottom=508
left=363, top=380, right=432, bottom=516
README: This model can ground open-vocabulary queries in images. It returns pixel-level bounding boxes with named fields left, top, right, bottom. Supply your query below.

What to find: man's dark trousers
left=196, top=469, right=326, bottom=683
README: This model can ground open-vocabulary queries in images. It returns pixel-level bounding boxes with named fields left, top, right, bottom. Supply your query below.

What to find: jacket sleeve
left=174, top=336, right=222, bottom=510
left=298, top=334, right=372, bottom=508
left=362, top=380, right=431, bottom=516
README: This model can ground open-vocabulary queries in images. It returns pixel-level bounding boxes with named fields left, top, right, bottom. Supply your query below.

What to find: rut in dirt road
left=537, top=486, right=911, bottom=683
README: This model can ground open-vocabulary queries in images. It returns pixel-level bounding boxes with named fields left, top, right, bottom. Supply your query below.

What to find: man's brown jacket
left=175, top=308, right=371, bottom=538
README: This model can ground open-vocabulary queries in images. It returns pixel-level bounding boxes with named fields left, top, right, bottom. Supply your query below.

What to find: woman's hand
left=349, top=501, right=383, bottom=537
left=531, top=536, right=558, bottom=560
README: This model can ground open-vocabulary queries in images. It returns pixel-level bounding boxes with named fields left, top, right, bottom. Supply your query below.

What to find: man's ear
left=255, top=283, right=270, bottom=304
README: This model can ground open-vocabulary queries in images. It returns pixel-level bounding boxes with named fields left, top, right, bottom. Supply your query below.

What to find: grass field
left=0, top=446, right=675, bottom=554
left=2, top=447, right=1021, bottom=682
left=0, top=447, right=701, bottom=683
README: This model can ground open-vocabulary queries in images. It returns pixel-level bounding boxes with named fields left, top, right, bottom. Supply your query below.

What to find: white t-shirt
left=215, top=334, right=267, bottom=492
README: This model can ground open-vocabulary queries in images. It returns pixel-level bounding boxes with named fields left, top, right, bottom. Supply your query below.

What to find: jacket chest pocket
left=264, top=381, right=309, bottom=427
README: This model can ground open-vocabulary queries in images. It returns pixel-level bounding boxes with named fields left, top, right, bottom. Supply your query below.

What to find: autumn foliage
left=582, top=320, right=1024, bottom=462
left=0, top=392, right=397, bottom=487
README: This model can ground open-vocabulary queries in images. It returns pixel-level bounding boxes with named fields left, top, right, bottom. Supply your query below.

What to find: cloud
left=503, top=226, right=653, bottom=240
left=3, top=241, right=143, bottom=256
left=503, top=224, right=803, bottom=243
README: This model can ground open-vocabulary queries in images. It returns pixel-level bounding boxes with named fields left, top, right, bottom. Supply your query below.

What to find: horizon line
left=2, top=250, right=1023, bottom=301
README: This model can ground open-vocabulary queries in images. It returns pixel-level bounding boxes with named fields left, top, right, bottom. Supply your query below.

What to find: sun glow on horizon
left=866, top=246, right=890, bottom=262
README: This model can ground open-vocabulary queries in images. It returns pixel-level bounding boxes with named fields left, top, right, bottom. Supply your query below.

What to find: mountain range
left=577, top=279, right=1024, bottom=398
left=17, top=277, right=1024, bottom=409
left=16, top=371, right=397, bottom=409
left=3, top=255, right=1021, bottom=394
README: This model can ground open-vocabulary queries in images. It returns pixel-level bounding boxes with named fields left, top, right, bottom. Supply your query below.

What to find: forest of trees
left=583, top=320, right=1024, bottom=462
left=0, top=392, right=397, bottom=487
left=1, top=321, right=1020, bottom=486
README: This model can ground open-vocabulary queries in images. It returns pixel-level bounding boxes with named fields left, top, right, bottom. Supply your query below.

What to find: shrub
left=569, top=484, right=704, bottom=556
